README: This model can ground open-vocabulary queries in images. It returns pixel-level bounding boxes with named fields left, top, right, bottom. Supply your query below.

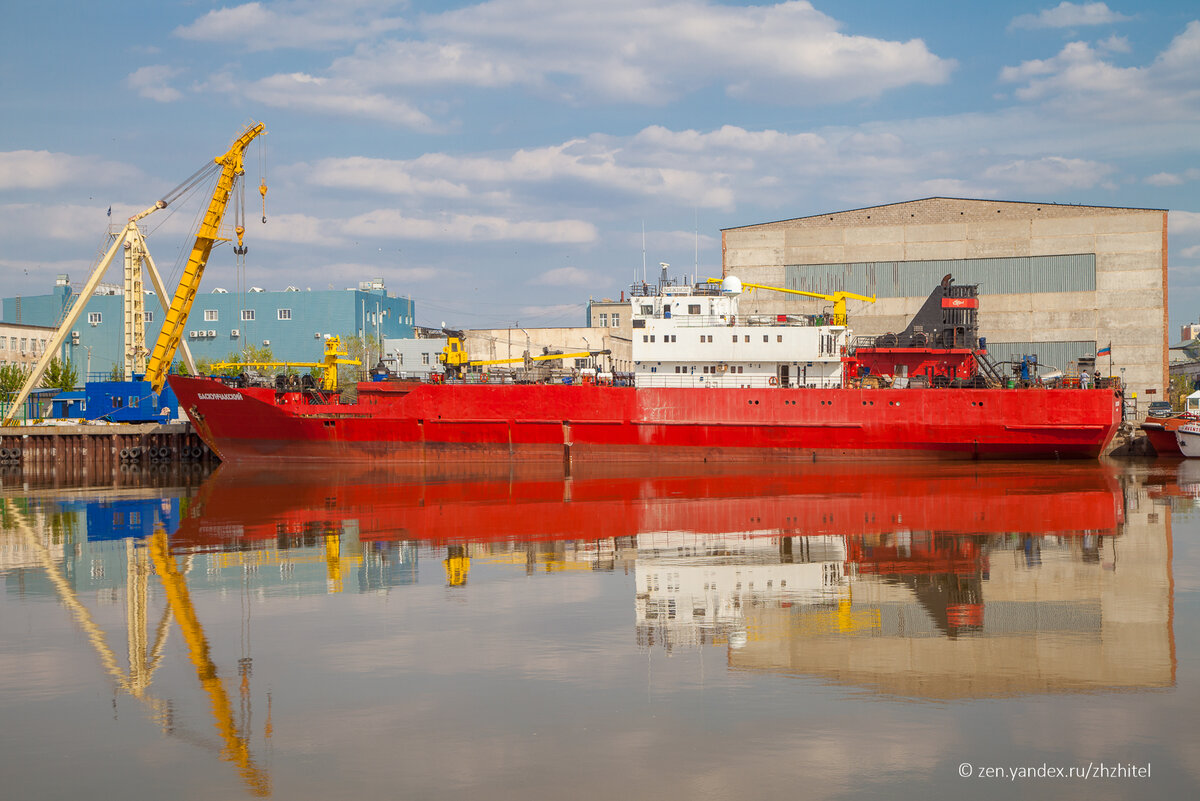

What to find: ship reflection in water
left=171, top=459, right=1168, bottom=700
left=1, top=459, right=1185, bottom=799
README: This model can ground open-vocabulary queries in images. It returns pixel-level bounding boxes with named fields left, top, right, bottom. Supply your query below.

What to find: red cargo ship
left=170, top=276, right=1122, bottom=463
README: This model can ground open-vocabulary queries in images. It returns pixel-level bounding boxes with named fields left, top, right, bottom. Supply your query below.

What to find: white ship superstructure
left=629, top=276, right=849, bottom=389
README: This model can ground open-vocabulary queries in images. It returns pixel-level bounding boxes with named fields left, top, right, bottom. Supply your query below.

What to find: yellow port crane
left=145, top=122, right=267, bottom=393
left=706, top=277, right=875, bottom=326
left=2, top=123, right=267, bottom=425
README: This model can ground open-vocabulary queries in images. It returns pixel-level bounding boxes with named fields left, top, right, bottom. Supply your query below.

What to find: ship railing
left=634, top=374, right=844, bottom=389
left=640, top=313, right=826, bottom=328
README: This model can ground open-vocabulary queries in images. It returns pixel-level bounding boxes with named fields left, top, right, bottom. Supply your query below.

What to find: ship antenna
left=642, top=220, right=647, bottom=284
left=693, top=208, right=698, bottom=286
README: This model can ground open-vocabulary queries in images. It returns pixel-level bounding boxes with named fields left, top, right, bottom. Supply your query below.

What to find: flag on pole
left=1097, top=343, right=1111, bottom=357
left=106, top=206, right=111, bottom=217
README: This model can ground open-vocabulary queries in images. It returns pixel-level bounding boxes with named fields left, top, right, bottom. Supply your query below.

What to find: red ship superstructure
left=170, top=275, right=1122, bottom=463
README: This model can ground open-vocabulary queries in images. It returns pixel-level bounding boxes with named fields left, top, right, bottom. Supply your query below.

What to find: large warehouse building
left=721, top=197, right=1168, bottom=400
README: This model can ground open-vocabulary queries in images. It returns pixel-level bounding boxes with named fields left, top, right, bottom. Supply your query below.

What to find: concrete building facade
left=0, top=322, right=57, bottom=368
left=722, top=198, right=1169, bottom=400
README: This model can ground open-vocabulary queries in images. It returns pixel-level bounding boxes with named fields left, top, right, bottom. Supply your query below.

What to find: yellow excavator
left=439, top=329, right=610, bottom=380
left=706, top=277, right=875, bottom=326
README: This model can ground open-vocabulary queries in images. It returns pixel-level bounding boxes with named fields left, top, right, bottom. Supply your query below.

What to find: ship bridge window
left=641, top=305, right=654, bottom=315
left=688, top=304, right=700, bottom=314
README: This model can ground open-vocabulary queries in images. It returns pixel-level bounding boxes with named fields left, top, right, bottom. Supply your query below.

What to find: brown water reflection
left=1, top=459, right=1192, bottom=800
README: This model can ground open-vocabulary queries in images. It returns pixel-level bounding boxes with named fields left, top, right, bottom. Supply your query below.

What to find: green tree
left=334, top=334, right=377, bottom=398
left=1169, top=373, right=1194, bottom=410
left=41, top=357, right=79, bottom=392
left=0, top=364, right=30, bottom=401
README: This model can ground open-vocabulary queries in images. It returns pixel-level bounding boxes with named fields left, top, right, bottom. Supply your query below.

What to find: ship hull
left=170, top=375, right=1122, bottom=463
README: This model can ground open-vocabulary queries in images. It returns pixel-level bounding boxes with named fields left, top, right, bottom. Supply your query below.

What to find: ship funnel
left=720, top=276, right=743, bottom=295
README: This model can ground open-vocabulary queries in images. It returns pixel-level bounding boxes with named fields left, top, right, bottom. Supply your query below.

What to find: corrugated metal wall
left=984, top=340, right=1098, bottom=374
left=785, top=254, right=1096, bottom=297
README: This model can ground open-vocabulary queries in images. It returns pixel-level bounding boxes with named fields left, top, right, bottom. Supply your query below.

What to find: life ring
left=768, top=376, right=778, bottom=386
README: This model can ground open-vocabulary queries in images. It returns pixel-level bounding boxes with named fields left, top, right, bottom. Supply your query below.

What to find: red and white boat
left=1141, top=413, right=1196, bottom=456
left=169, top=276, right=1122, bottom=464
left=1175, top=422, right=1200, bottom=457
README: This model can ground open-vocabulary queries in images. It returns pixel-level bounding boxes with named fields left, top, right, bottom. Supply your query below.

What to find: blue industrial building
left=2, top=276, right=417, bottom=376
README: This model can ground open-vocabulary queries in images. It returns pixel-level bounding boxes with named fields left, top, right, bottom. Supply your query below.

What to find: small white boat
left=1175, top=423, right=1200, bottom=457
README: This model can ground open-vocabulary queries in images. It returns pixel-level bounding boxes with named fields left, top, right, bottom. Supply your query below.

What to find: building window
left=764, top=335, right=769, bottom=342
left=278, top=309, right=292, bottom=320
left=20, top=338, right=27, bottom=351
left=241, top=309, right=255, bottom=321
left=650, top=335, right=655, bottom=342
left=204, top=309, right=218, bottom=322
left=611, top=313, right=620, bottom=327
left=422, top=353, right=430, bottom=365
left=599, top=313, right=608, bottom=326
left=88, top=312, right=102, bottom=325
left=732, top=335, right=738, bottom=343
left=777, top=335, right=783, bottom=342
left=644, top=335, right=649, bottom=342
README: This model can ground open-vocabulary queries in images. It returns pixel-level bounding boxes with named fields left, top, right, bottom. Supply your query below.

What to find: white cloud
left=537, top=266, right=593, bottom=287
left=1146, top=173, right=1184, bottom=187
left=981, top=156, right=1114, bottom=191
left=306, top=136, right=737, bottom=210
left=409, top=0, right=955, bottom=104
left=305, top=157, right=471, bottom=198
left=999, top=22, right=1200, bottom=122
left=202, top=1, right=953, bottom=116
left=242, top=72, right=437, bottom=129
left=174, top=1, right=407, bottom=51
left=0, top=152, right=135, bottom=191
left=1009, top=2, right=1131, bottom=31
left=126, top=65, right=183, bottom=102
left=1170, top=211, right=1200, bottom=234
left=342, top=209, right=597, bottom=243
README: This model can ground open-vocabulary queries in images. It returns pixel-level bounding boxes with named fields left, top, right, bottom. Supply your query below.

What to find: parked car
left=1148, top=401, right=1173, bottom=417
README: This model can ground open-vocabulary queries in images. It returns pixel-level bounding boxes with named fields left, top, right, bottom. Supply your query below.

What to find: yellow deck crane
left=706, top=277, right=875, bottom=326
left=2, top=123, right=267, bottom=425
left=439, top=329, right=610, bottom=380
left=210, top=336, right=361, bottom=391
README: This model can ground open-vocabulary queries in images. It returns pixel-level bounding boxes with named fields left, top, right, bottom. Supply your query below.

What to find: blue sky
left=2, top=1, right=1199, bottom=334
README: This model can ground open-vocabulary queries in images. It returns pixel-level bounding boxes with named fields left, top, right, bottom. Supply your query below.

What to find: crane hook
left=260, top=180, right=268, bottom=224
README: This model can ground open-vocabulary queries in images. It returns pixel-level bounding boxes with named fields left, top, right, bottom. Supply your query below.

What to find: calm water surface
left=2, top=459, right=1198, bottom=800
